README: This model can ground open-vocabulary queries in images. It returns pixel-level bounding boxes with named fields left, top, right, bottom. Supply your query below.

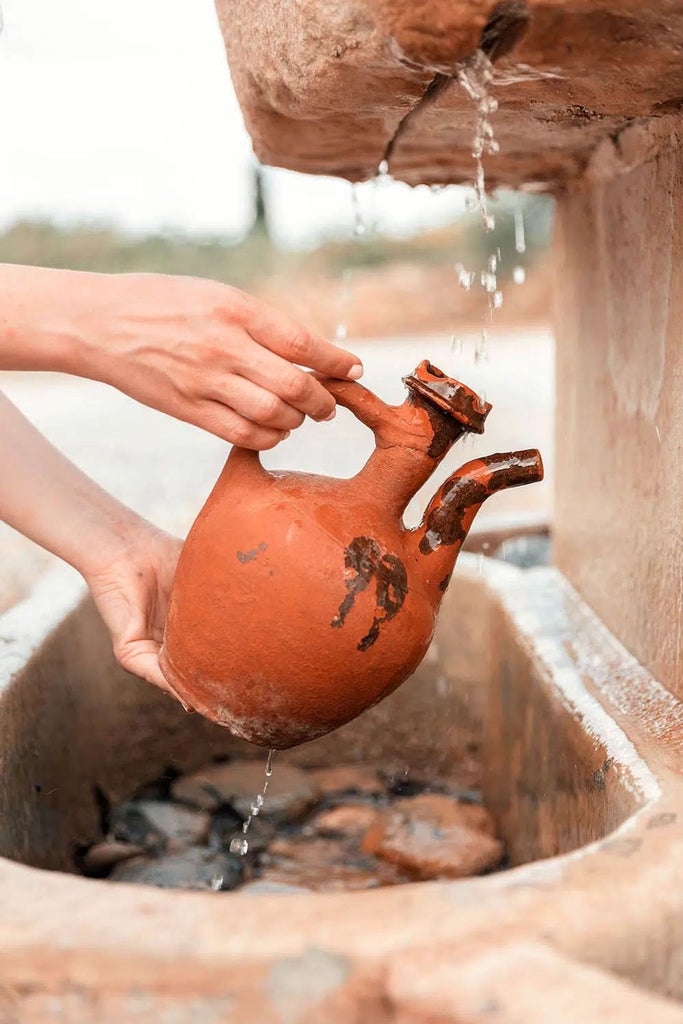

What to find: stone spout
left=415, top=449, right=544, bottom=590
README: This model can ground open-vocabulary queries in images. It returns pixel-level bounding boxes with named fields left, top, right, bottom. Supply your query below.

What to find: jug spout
left=415, top=449, right=544, bottom=587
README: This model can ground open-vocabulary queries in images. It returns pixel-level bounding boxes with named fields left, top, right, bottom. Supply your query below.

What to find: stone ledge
left=216, top=1, right=683, bottom=187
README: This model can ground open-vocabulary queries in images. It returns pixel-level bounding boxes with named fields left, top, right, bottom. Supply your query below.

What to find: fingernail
left=282, top=430, right=291, bottom=439
left=348, top=363, right=364, bottom=380
left=324, top=408, right=336, bottom=422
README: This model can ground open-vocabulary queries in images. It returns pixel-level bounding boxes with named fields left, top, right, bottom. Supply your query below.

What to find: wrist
left=74, top=504, right=156, bottom=582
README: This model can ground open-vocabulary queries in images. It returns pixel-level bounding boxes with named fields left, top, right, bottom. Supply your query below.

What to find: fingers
left=115, top=638, right=168, bottom=690
left=212, top=374, right=305, bottom=433
left=233, top=344, right=339, bottom=422
left=184, top=400, right=289, bottom=450
left=236, top=293, right=364, bottom=380
left=116, top=641, right=194, bottom=711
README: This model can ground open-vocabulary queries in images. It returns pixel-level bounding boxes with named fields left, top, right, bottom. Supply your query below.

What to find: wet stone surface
left=83, top=759, right=505, bottom=893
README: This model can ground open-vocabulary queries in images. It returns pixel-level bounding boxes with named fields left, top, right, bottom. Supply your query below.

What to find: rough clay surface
left=215, top=0, right=683, bottom=188
left=388, top=942, right=683, bottom=1023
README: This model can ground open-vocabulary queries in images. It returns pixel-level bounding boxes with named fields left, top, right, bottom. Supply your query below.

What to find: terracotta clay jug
left=160, top=361, right=543, bottom=748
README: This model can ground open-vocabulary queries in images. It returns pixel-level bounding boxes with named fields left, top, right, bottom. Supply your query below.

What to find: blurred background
left=0, top=0, right=555, bottom=606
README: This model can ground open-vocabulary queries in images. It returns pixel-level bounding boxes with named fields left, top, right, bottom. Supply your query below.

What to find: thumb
left=116, top=640, right=192, bottom=710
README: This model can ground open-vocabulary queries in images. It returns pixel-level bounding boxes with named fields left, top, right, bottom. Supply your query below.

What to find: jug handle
left=319, top=377, right=401, bottom=445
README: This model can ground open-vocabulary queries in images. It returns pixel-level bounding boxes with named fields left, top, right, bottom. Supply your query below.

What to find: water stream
left=229, top=748, right=275, bottom=856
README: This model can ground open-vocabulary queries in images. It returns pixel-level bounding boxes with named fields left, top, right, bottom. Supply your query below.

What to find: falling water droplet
left=335, top=322, right=348, bottom=341
left=481, top=271, right=497, bottom=293
left=514, top=208, right=526, bottom=254
left=475, top=328, right=489, bottom=364
left=656, top=425, right=662, bottom=444
left=493, top=291, right=504, bottom=309
left=455, top=262, right=475, bottom=290
left=458, top=51, right=497, bottom=234
left=351, top=184, right=367, bottom=237
left=513, top=266, right=526, bottom=285
left=229, top=749, right=275, bottom=857
left=378, top=159, right=389, bottom=176
left=229, top=836, right=249, bottom=856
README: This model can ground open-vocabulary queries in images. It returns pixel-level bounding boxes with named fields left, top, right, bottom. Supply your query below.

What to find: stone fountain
left=3, top=2, right=683, bottom=1020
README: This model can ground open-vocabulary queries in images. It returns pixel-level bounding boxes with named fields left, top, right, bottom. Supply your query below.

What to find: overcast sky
left=0, top=0, right=472, bottom=247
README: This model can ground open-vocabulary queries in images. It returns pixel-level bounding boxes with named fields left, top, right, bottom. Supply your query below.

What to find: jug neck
left=354, top=401, right=467, bottom=514
left=354, top=362, right=492, bottom=516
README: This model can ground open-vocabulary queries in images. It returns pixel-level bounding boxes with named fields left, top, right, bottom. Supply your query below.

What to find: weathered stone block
left=215, top=1, right=683, bottom=187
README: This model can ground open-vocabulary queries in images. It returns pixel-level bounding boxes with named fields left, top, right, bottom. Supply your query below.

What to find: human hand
left=85, top=522, right=185, bottom=698
left=0, top=265, right=363, bottom=450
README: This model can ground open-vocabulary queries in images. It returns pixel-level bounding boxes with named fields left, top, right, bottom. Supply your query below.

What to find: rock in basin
left=172, top=760, right=318, bottom=820
left=260, top=837, right=407, bottom=892
left=111, top=800, right=210, bottom=851
left=311, top=804, right=382, bottom=838
left=110, top=847, right=244, bottom=891
left=363, top=793, right=503, bottom=879
left=308, top=764, right=386, bottom=799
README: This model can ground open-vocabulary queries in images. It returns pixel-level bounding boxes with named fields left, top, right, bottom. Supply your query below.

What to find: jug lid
left=403, top=360, right=492, bottom=434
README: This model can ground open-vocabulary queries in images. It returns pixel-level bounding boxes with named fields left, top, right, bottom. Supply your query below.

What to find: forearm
left=0, top=391, right=143, bottom=578
left=0, top=264, right=89, bottom=374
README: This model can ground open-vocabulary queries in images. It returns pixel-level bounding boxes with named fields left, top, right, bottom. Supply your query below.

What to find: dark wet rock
left=207, top=806, right=242, bottom=847
left=82, top=840, right=144, bottom=878
left=109, top=847, right=244, bottom=891
left=209, top=808, right=275, bottom=854
left=109, top=802, right=167, bottom=852
left=363, top=793, right=503, bottom=880
left=109, top=800, right=208, bottom=853
left=383, top=775, right=431, bottom=798
left=133, top=800, right=210, bottom=849
left=132, top=766, right=181, bottom=801
left=172, top=760, right=318, bottom=821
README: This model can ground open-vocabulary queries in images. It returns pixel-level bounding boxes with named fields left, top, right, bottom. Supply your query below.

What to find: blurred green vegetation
left=0, top=191, right=552, bottom=288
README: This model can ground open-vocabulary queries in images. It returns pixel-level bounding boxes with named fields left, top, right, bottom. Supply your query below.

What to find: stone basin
left=2, top=522, right=683, bottom=1020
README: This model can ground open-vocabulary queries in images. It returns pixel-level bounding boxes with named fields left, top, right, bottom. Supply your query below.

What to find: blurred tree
left=250, top=164, right=270, bottom=240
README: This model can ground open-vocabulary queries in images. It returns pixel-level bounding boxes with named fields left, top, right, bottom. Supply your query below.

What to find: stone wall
left=554, top=122, right=683, bottom=701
